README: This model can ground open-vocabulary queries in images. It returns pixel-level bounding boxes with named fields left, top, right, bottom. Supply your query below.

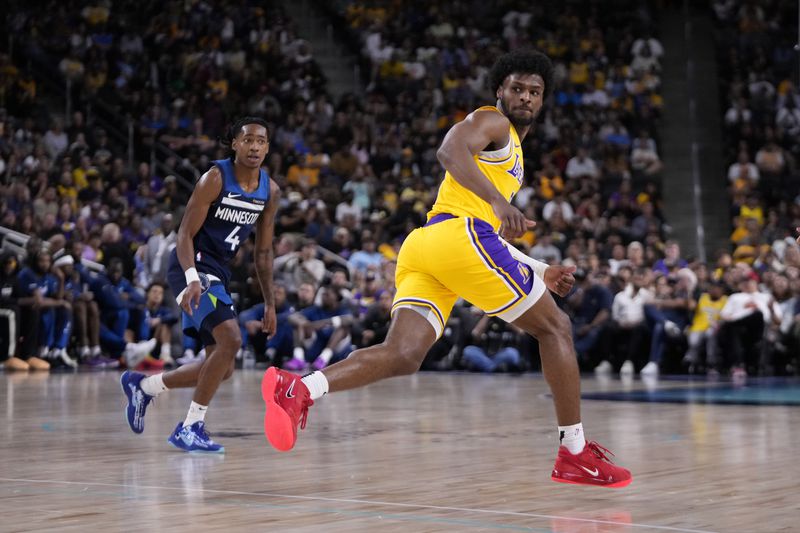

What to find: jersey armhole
left=479, top=137, right=513, bottom=160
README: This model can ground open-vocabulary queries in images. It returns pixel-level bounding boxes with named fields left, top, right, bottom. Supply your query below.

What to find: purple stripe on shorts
left=470, top=218, right=534, bottom=295
left=425, top=213, right=457, bottom=227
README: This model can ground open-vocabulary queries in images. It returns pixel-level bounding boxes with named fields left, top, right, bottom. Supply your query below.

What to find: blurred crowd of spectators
left=0, top=0, right=797, bottom=377
left=703, top=0, right=800, bottom=376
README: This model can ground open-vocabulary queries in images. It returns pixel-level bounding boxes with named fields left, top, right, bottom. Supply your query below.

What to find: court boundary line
left=0, top=477, right=718, bottom=533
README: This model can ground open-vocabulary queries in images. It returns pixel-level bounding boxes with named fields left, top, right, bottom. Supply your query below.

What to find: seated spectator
left=15, top=249, right=70, bottom=368
left=285, top=284, right=353, bottom=371
left=630, top=130, right=664, bottom=177
left=93, top=258, right=155, bottom=367
left=642, top=273, right=694, bottom=376
left=315, top=267, right=353, bottom=307
left=653, top=241, right=688, bottom=275
left=1, top=251, right=49, bottom=370
left=462, top=314, right=523, bottom=373
left=631, top=202, right=662, bottom=242
left=565, top=147, right=600, bottom=180
left=607, top=244, right=630, bottom=275
left=49, top=254, right=80, bottom=368
left=349, top=236, right=384, bottom=274
left=543, top=192, right=575, bottom=223
left=727, top=150, right=760, bottom=192
left=354, top=290, right=393, bottom=348
left=240, top=283, right=295, bottom=365
left=597, top=268, right=652, bottom=375
left=280, top=238, right=326, bottom=291
left=683, top=280, right=728, bottom=374
left=140, top=213, right=177, bottom=286
left=770, top=274, right=797, bottom=374
left=62, top=250, right=112, bottom=368
left=719, top=275, right=783, bottom=378
left=529, top=232, right=562, bottom=264
left=566, top=270, right=613, bottom=366
left=138, top=282, right=178, bottom=368
left=351, top=271, right=383, bottom=318
left=335, top=191, right=363, bottom=229
left=755, top=140, right=786, bottom=178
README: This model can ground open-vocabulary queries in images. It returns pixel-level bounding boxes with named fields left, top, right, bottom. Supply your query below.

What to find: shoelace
left=298, top=399, right=314, bottom=430
left=586, top=441, right=616, bottom=464
left=194, top=423, right=213, bottom=442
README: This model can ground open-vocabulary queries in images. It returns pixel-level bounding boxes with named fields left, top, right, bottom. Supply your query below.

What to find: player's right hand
left=492, top=198, right=535, bottom=239
left=181, top=281, right=202, bottom=316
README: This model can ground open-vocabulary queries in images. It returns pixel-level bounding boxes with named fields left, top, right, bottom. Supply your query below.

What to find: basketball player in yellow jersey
left=262, top=50, right=631, bottom=487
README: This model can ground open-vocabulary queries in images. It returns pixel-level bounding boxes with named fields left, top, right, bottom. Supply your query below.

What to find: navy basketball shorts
left=167, top=268, right=236, bottom=347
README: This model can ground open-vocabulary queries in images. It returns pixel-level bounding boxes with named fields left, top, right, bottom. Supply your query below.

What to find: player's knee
left=532, top=308, right=571, bottom=339
left=555, top=309, right=572, bottom=335
left=214, top=326, right=241, bottom=356
left=393, top=343, right=425, bottom=376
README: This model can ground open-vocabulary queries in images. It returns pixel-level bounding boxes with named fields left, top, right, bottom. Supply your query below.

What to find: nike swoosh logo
left=286, top=380, right=296, bottom=399
left=227, top=193, right=242, bottom=198
left=514, top=144, right=520, bottom=148
left=578, top=465, right=599, bottom=476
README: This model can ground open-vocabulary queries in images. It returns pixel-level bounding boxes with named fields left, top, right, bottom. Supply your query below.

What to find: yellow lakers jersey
left=689, top=293, right=727, bottom=332
left=428, top=106, right=524, bottom=231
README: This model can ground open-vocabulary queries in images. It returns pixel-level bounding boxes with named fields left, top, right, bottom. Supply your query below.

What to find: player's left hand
left=262, top=304, right=277, bottom=337
left=544, top=264, right=577, bottom=297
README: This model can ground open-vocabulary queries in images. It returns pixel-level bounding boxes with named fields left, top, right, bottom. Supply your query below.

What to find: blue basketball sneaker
left=167, top=421, right=225, bottom=453
left=120, top=371, right=153, bottom=434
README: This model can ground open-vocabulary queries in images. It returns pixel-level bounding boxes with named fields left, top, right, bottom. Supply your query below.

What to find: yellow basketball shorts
left=392, top=214, right=546, bottom=338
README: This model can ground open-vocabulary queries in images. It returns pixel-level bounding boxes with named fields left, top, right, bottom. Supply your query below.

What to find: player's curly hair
left=220, top=116, right=271, bottom=151
left=488, top=49, right=554, bottom=101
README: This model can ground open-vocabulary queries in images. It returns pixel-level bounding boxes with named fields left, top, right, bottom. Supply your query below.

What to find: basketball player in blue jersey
left=121, top=117, right=280, bottom=453
left=261, top=50, right=631, bottom=487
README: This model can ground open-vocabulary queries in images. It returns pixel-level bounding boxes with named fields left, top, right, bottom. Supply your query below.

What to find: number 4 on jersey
left=225, top=225, right=241, bottom=251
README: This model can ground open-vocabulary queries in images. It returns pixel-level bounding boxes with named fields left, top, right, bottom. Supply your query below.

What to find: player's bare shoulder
left=464, top=107, right=511, bottom=142
left=466, top=106, right=511, bottom=130
left=192, top=165, right=224, bottom=203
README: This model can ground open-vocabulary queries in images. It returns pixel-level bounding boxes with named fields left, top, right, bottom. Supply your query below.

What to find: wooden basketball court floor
left=1, top=370, right=798, bottom=532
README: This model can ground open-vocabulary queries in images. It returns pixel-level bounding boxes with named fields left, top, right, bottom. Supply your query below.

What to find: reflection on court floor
left=582, top=377, right=800, bottom=406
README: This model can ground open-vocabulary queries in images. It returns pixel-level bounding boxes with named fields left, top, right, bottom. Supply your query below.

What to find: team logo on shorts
left=198, top=273, right=211, bottom=294
left=518, top=264, right=531, bottom=284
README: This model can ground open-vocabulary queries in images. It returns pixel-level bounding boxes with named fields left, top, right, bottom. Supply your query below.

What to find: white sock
left=183, top=349, right=195, bottom=358
left=318, top=347, right=333, bottom=363
left=293, top=346, right=305, bottom=361
left=160, top=344, right=171, bottom=359
left=183, top=401, right=207, bottom=428
left=559, top=422, right=585, bottom=455
left=140, top=373, right=168, bottom=397
left=301, top=371, right=329, bottom=400
left=91, top=345, right=101, bottom=356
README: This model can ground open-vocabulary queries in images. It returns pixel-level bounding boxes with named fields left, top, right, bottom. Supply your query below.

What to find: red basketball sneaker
left=551, top=441, right=632, bottom=488
left=261, top=367, right=313, bottom=451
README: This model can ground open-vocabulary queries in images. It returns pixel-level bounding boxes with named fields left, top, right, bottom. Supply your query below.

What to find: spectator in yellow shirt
left=683, top=281, right=727, bottom=372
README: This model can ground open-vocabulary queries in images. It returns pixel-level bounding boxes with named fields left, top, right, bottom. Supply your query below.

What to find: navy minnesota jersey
left=190, top=158, right=270, bottom=283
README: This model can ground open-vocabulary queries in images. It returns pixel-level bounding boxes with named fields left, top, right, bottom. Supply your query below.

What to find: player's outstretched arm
left=436, top=110, right=533, bottom=238
left=254, top=179, right=281, bottom=335
left=176, top=167, right=222, bottom=315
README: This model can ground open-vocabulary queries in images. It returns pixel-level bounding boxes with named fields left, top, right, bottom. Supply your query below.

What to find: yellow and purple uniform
left=392, top=106, right=546, bottom=337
